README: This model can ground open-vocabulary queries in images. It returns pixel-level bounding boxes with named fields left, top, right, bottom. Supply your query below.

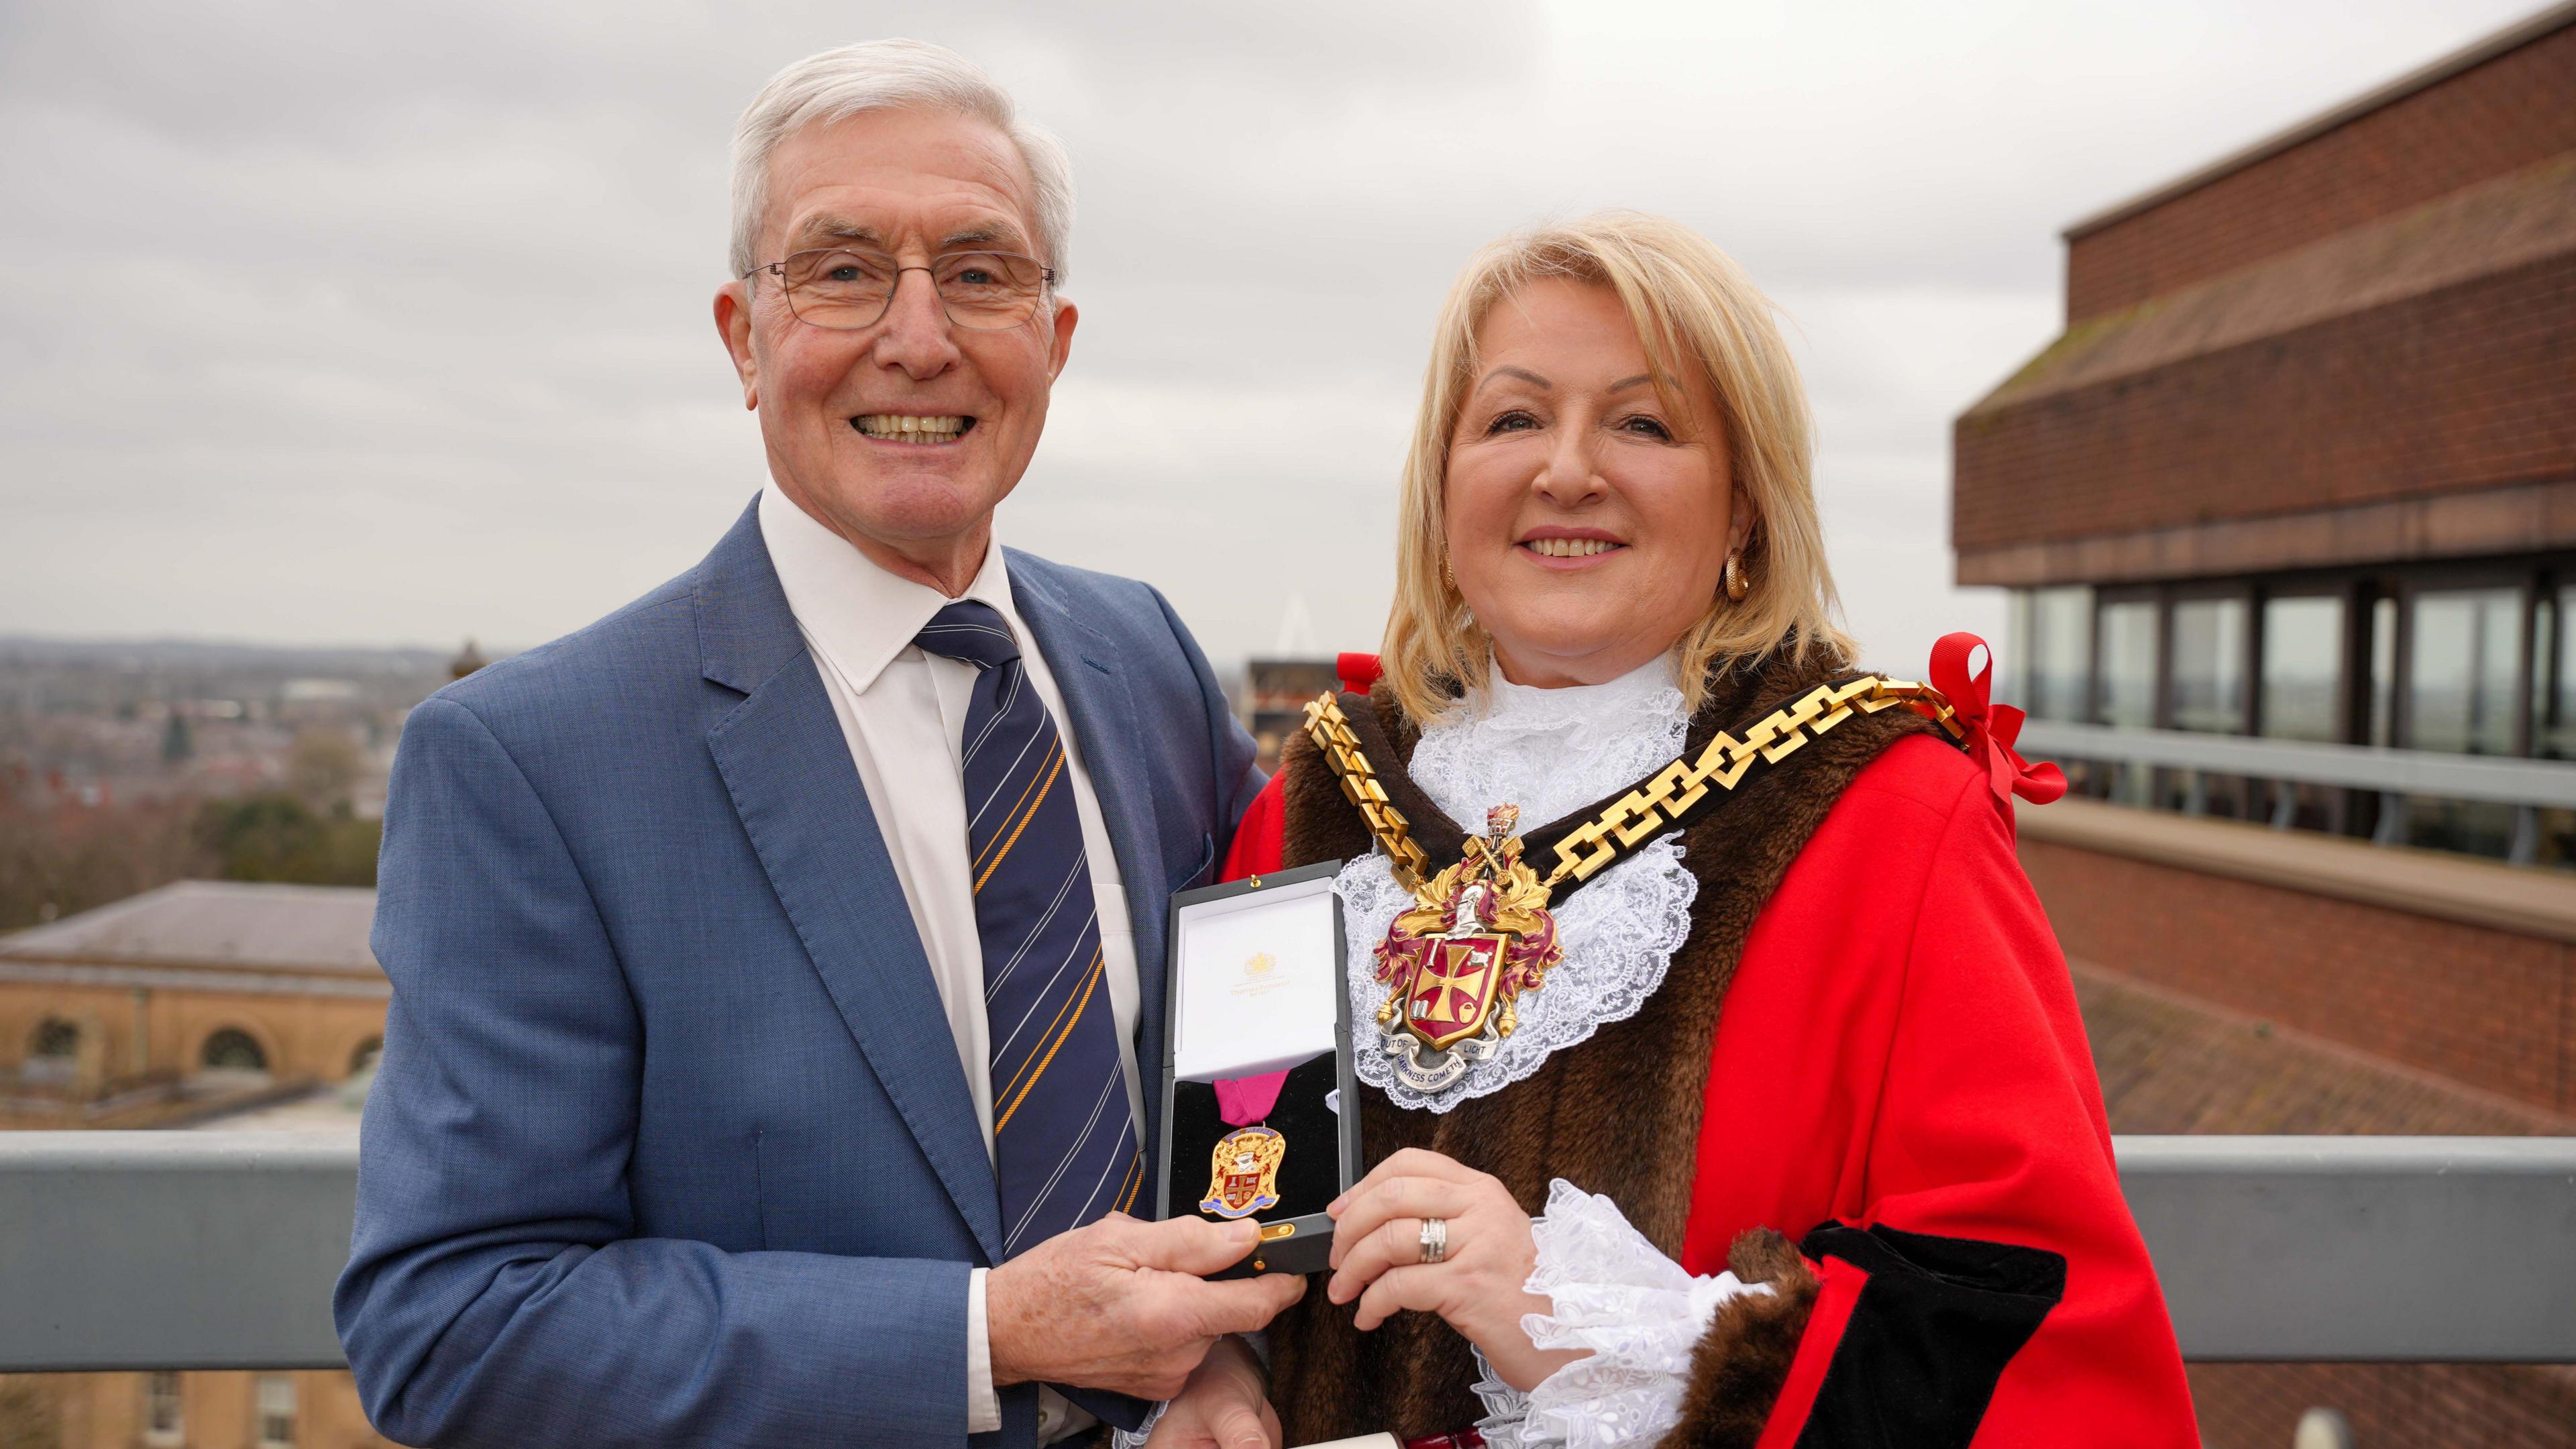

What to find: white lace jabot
left=1335, top=656, right=1699, bottom=1114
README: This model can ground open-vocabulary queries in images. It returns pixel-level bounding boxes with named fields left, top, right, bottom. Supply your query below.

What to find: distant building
left=0, top=880, right=386, bottom=1128
left=1955, top=7, right=2576, bottom=1442
left=1240, top=657, right=1342, bottom=775
left=1956, top=2, right=2576, bottom=863
left=0, top=881, right=389, bottom=1445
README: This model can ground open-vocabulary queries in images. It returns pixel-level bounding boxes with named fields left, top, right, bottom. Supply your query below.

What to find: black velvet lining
left=1165, top=1051, right=1342, bottom=1223
left=1793, top=1223, right=2068, bottom=1449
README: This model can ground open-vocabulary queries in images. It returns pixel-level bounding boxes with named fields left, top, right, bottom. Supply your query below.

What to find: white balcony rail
left=1, top=1133, right=2572, bottom=1371
left=2015, top=721, right=2576, bottom=861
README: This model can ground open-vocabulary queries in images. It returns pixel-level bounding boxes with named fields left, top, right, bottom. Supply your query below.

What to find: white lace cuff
left=1469, top=1180, right=1774, bottom=1449
left=1110, top=1400, right=1166, bottom=1449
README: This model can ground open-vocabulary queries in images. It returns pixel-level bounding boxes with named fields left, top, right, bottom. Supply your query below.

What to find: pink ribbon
left=1926, top=633, right=2067, bottom=817
left=1213, top=1070, right=1290, bottom=1126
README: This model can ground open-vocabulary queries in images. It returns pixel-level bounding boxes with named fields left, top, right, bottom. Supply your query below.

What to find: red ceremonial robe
left=1224, top=653, right=2198, bottom=1448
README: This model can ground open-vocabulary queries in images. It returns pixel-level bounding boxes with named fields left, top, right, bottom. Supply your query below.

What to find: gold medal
left=1199, top=1125, right=1286, bottom=1220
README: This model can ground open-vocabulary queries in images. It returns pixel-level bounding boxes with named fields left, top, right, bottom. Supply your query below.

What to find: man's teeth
left=854, top=415, right=969, bottom=440
left=1525, top=537, right=1620, bottom=557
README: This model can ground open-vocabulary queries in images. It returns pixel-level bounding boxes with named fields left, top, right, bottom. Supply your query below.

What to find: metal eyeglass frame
left=741, top=247, right=1057, bottom=332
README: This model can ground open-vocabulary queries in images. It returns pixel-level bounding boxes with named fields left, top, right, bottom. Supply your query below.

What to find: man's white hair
left=728, top=39, right=1074, bottom=282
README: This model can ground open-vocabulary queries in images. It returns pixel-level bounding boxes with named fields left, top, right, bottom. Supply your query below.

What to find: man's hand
left=1144, top=1336, right=1278, bottom=1449
left=987, top=1213, right=1307, bottom=1400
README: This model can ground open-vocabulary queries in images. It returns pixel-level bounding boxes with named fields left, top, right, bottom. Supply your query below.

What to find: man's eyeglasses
left=743, top=248, right=1055, bottom=331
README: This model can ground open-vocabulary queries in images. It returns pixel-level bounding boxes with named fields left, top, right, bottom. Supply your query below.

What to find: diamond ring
left=1419, top=1216, right=1450, bottom=1265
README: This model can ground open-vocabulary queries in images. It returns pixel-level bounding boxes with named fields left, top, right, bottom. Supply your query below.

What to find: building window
left=2171, top=596, right=2248, bottom=734
left=28, top=1017, right=79, bottom=1059
left=201, top=1028, right=269, bottom=1074
left=256, top=1374, right=297, bottom=1448
left=2261, top=596, right=2343, bottom=743
left=2018, top=586, right=2091, bottom=720
left=2408, top=587, right=2521, bottom=755
left=2096, top=599, right=2159, bottom=728
left=2538, top=584, right=2574, bottom=761
left=2367, top=596, right=2399, bottom=747
left=143, top=1371, right=184, bottom=1447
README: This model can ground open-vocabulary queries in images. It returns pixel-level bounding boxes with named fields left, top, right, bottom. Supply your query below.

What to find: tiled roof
left=0, top=880, right=380, bottom=977
left=1973, top=152, right=2576, bottom=414
left=2076, top=964, right=2574, bottom=1136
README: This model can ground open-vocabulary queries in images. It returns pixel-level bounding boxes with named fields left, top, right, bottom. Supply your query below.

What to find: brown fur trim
left=1661, top=1230, right=1823, bottom=1449
left=1268, top=652, right=1938, bottom=1444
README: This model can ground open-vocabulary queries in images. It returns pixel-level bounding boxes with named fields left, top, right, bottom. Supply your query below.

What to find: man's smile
left=851, top=413, right=976, bottom=443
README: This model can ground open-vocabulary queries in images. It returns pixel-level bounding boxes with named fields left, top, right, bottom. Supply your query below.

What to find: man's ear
left=1044, top=297, right=1079, bottom=382
left=714, top=282, right=759, bottom=411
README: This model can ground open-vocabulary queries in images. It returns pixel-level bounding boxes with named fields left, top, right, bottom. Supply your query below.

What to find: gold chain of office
left=1300, top=674, right=1968, bottom=898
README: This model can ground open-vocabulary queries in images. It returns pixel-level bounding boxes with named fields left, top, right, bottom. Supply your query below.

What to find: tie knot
left=914, top=598, right=1022, bottom=670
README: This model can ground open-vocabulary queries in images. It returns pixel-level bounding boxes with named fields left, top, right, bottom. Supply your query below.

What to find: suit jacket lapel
left=1008, top=554, right=1171, bottom=1165
left=696, top=500, right=1003, bottom=1262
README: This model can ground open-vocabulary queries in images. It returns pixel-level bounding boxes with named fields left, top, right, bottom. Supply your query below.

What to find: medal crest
left=1198, top=1125, right=1286, bottom=1220
left=1371, top=804, right=1564, bottom=1091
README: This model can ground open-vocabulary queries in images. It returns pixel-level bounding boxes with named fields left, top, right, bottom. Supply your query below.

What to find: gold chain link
left=1299, top=694, right=1432, bottom=892
left=1301, top=678, right=1961, bottom=898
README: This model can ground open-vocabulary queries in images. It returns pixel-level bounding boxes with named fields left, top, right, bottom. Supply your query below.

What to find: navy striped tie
left=914, top=600, right=1146, bottom=1261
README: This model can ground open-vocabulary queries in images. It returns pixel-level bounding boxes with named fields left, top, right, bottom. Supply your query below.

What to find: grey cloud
left=0, top=0, right=2544, bottom=669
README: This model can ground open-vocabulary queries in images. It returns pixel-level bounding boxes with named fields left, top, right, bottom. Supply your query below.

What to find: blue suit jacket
left=335, top=500, right=1263, bottom=1448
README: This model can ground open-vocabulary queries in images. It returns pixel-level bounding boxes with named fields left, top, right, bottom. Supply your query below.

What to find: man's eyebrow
left=790, top=215, right=885, bottom=249
left=1479, top=365, right=1552, bottom=391
left=941, top=221, right=1028, bottom=252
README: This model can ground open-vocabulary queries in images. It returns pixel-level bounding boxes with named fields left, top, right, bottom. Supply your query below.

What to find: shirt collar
left=758, top=484, right=1023, bottom=695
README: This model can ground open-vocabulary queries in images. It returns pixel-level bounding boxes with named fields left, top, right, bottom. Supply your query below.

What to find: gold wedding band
left=1419, top=1216, right=1449, bottom=1265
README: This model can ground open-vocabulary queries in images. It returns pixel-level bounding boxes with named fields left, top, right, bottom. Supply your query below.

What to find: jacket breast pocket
left=1166, top=832, right=1214, bottom=894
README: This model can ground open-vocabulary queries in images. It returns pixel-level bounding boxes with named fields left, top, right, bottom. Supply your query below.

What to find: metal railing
left=2016, top=721, right=2576, bottom=861
left=1, top=1132, right=2572, bottom=1371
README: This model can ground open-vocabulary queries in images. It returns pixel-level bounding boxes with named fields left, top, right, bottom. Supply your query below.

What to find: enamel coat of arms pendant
left=1371, top=804, right=1566, bottom=1093
left=1199, top=1125, right=1286, bottom=1220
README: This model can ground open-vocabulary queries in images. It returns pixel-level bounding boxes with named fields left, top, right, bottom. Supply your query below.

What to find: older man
left=335, top=41, right=1297, bottom=1449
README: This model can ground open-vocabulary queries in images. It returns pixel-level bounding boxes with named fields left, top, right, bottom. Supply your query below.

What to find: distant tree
left=161, top=710, right=193, bottom=763
left=285, top=728, right=362, bottom=806
left=192, top=793, right=379, bottom=887
left=0, top=795, right=211, bottom=931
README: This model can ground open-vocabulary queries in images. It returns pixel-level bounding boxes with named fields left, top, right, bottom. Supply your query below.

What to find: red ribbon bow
left=1927, top=632, right=2066, bottom=818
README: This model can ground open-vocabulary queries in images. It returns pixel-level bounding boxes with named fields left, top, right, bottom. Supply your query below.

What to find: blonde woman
left=1205, top=213, right=2196, bottom=1447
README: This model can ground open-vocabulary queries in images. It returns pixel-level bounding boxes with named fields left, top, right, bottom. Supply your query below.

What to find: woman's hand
left=1143, top=1335, right=1279, bottom=1449
left=1323, top=1148, right=1585, bottom=1392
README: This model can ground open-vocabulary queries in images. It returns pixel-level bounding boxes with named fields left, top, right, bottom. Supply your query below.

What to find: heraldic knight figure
left=1371, top=804, right=1566, bottom=1092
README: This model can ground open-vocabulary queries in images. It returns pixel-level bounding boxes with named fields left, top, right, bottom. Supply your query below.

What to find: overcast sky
left=0, top=0, right=2543, bottom=676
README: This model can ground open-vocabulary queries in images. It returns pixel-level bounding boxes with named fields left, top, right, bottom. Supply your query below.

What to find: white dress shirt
left=760, top=486, right=1146, bottom=1440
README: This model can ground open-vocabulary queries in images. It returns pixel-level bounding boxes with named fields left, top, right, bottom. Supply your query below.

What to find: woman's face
left=1444, top=278, right=1745, bottom=690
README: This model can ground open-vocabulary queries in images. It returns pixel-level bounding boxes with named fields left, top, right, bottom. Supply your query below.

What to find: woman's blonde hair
left=1379, top=210, right=1851, bottom=721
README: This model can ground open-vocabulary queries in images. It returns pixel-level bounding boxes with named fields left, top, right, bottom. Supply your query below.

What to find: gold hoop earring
left=1723, top=549, right=1750, bottom=602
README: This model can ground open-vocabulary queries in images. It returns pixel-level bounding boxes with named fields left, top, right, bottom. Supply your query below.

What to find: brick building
left=1959, top=0, right=2576, bottom=861
left=1955, top=6, right=2576, bottom=1444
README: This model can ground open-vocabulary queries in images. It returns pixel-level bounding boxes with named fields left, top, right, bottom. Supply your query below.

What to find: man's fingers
left=1125, top=1215, right=1263, bottom=1275
left=1185, top=1269, right=1310, bottom=1335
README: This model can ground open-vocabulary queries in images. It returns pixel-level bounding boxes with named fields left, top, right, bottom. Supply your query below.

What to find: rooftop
left=0, top=879, right=380, bottom=977
left=2065, top=0, right=2576, bottom=238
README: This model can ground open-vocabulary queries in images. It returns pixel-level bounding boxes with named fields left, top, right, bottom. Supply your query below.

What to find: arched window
left=347, top=1036, right=383, bottom=1076
left=30, top=1017, right=80, bottom=1059
left=200, top=1028, right=268, bottom=1074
